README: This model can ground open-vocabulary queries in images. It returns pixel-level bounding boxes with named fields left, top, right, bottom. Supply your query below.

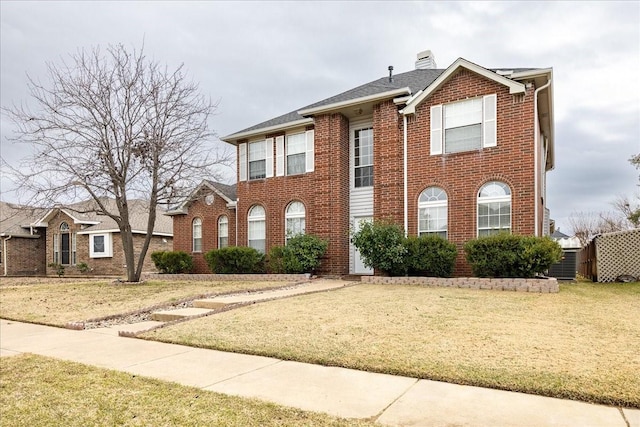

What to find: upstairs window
left=218, top=215, right=229, bottom=249
left=286, top=133, right=306, bottom=176
left=354, top=128, right=373, bottom=188
left=430, top=94, right=497, bottom=155
left=285, top=201, right=306, bottom=244
left=192, top=218, right=202, bottom=252
left=249, top=140, right=267, bottom=180
left=418, top=187, right=448, bottom=239
left=248, top=205, right=266, bottom=253
left=477, top=181, right=511, bottom=236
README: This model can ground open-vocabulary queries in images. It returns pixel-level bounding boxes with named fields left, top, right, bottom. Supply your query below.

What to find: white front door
left=353, top=216, right=374, bottom=275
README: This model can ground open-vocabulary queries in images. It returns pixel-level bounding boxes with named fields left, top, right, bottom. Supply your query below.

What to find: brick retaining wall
left=144, top=273, right=310, bottom=282
left=361, top=276, right=559, bottom=293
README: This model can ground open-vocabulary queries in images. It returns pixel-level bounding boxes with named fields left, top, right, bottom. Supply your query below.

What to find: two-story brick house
left=177, top=51, right=554, bottom=276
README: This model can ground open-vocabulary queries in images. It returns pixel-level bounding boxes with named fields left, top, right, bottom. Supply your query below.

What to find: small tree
left=4, top=44, right=232, bottom=282
left=351, top=220, right=407, bottom=276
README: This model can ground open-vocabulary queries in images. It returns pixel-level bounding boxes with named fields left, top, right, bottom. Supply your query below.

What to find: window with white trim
left=477, top=181, right=511, bottom=236
left=248, top=205, right=266, bottom=253
left=430, top=94, right=497, bottom=155
left=354, top=128, right=373, bottom=188
left=89, top=233, right=113, bottom=258
left=249, top=140, right=267, bottom=180
left=418, top=187, right=448, bottom=239
left=286, top=133, right=306, bottom=175
left=218, top=215, right=229, bottom=248
left=192, top=217, right=202, bottom=252
left=285, top=201, right=306, bottom=244
left=56, top=222, right=73, bottom=265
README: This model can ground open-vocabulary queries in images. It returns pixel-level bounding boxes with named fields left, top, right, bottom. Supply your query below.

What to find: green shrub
left=267, top=246, right=286, bottom=274
left=205, top=247, right=265, bottom=274
left=150, top=251, right=194, bottom=274
left=268, top=234, right=328, bottom=274
left=464, top=234, right=562, bottom=278
left=351, top=220, right=407, bottom=276
left=76, top=262, right=90, bottom=274
left=48, top=263, right=65, bottom=277
left=405, top=235, right=458, bottom=277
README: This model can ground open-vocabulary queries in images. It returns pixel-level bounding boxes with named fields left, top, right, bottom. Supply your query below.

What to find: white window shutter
left=305, top=129, right=315, bottom=172
left=276, top=136, right=285, bottom=177
left=430, top=105, right=443, bottom=155
left=265, top=138, right=274, bottom=178
left=239, top=143, right=247, bottom=181
left=483, top=94, right=497, bottom=148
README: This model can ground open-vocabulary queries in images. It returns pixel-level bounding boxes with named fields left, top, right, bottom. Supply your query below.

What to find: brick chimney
left=415, top=50, right=437, bottom=69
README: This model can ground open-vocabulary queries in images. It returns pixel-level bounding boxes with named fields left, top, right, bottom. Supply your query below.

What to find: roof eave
left=298, top=87, right=412, bottom=117
left=402, top=58, right=526, bottom=115
left=222, top=118, right=314, bottom=144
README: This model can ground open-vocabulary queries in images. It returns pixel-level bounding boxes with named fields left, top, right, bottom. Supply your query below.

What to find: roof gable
left=166, top=180, right=237, bottom=215
left=401, top=58, right=526, bottom=115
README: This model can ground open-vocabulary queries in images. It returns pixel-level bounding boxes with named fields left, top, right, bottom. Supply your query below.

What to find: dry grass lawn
left=1, top=354, right=376, bottom=427
left=143, top=282, right=640, bottom=407
left=0, top=277, right=290, bottom=326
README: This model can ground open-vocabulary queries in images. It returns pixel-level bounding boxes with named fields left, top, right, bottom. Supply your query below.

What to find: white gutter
left=534, top=78, right=552, bottom=236
left=3, top=235, right=11, bottom=276
left=298, top=88, right=412, bottom=116
left=235, top=198, right=239, bottom=247
left=403, top=115, right=408, bottom=235
left=222, top=118, right=314, bottom=143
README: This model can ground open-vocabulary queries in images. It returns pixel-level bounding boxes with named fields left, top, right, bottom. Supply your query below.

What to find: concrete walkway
left=2, top=320, right=637, bottom=426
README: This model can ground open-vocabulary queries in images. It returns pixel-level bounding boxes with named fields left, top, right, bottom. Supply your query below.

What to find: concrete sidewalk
left=1, top=319, right=637, bottom=426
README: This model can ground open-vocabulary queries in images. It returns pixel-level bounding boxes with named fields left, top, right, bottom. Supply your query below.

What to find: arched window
left=477, top=181, right=511, bottom=236
left=218, top=215, right=229, bottom=248
left=192, top=218, right=202, bottom=252
left=248, top=205, right=266, bottom=253
left=285, top=201, right=306, bottom=244
left=418, top=187, right=448, bottom=239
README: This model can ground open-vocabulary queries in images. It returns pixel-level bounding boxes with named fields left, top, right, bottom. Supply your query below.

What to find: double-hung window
left=89, top=233, right=113, bottom=258
left=192, top=218, right=202, bottom=252
left=418, top=187, right=448, bottom=239
left=354, top=128, right=373, bottom=188
left=248, top=140, right=267, bottom=180
left=285, top=201, right=306, bottom=244
left=286, top=133, right=306, bottom=176
left=477, top=181, right=511, bottom=236
left=248, top=205, right=266, bottom=253
left=218, top=215, right=229, bottom=248
left=430, top=94, right=497, bottom=155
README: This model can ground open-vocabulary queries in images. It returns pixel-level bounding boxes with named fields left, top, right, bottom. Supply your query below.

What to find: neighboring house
left=0, top=202, right=48, bottom=276
left=167, top=181, right=237, bottom=273
left=181, top=50, right=555, bottom=276
left=35, top=198, right=173, bottom=276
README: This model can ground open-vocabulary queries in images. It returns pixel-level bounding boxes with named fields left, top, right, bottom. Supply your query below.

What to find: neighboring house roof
left=0, top=202, right=47, bottom=238
left=222, top=58, right=544, bottom=144
left=33, top=198, right=173, bottom=236
left=166, top=180, right=237, bottom=216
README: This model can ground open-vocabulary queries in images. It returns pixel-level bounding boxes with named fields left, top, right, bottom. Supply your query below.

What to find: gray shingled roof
left=227, top=65, right=539, bottom=138
left=45, top=198, right=173, bottom=235
left=0, top=202, right=47, bottom=236
left=206, top=180, right=237, bottom=201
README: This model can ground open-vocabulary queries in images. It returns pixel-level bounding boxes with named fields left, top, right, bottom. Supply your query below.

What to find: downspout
left=403, top=115, right=408, bottom=235
left=3, top=235, right=12, bottom=276
left=534, top=78, right=551, bottom=236
left=235, top=198, right=239, bottom=247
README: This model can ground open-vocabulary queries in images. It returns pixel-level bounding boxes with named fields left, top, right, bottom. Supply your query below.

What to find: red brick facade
left=171, top=189, right=237, bottom=273
left=185, top=63, right=551, bottom=277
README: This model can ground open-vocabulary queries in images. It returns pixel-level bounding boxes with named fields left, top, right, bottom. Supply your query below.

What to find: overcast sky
left=1, top=1, right=638, bottom=233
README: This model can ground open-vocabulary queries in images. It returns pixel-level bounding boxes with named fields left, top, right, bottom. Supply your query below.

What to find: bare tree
left=4, top=44, right=232, bottom=282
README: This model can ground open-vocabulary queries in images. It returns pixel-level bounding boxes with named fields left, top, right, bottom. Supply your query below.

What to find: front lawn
left=0, top=354, right=375, bottom=427
left=0, top=277, right=290, bottom=326
left=142, top=282, right=640, bottom=407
